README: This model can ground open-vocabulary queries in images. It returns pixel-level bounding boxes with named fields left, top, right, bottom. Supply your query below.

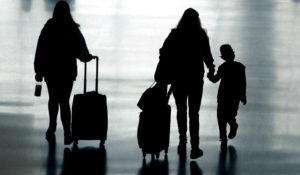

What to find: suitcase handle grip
left=84, top=56, right=99, bottom=93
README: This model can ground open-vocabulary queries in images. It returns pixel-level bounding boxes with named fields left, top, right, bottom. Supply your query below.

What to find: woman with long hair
left=34, top=1, right=94, bottom=145
left=157, top=8, right=215, bottom=159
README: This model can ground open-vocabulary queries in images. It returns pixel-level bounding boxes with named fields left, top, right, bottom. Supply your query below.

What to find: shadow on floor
left=190, top=161, right=203, bottom=175
left=46, top=136, right=57, bottom=175
left=217, top=145, right=237, bottom=175
left=63, top=145, right=107, bottom=175
left=46, top=138, right=107, bottom=175
left=137, top=155, right=169, bottom=175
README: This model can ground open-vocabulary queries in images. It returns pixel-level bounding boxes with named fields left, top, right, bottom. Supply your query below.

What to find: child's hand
left=207, top=71, right=214, bottom=81
left=241, top=97, right=247, bottom=105
left=207, top=68, right=213, bottom=75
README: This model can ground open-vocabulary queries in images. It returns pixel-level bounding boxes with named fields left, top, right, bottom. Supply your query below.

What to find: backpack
left=154, top=30, right=178, bottom=84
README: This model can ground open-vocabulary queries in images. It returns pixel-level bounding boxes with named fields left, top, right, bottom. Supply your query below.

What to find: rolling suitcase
left=72, top=56, right=108, bottom=145
left=137, top=83, right=172, bottom=159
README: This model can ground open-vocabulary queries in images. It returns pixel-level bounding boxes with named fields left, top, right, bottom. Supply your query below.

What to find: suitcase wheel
left=72, top=144, right=78, bottom=152
left=164, top=148, right=168, bottom=154
left=100, top=140, right=105, bottom=145
left=74, top=139, right=78, bottom=145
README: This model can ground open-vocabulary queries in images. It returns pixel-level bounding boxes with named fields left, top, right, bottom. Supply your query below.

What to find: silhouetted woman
left=34, top=1, right=93, bottom=145
left=157, top=8, right=215, bottom=159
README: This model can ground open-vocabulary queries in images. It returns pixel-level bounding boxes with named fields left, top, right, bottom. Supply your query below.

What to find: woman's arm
left=34, top=27, right=47, bottom=81
left=77, top=29, right=93, bottom=62
left=201, top=30, right=215, bottom=71
left=208, top=65, right=222, bottom=83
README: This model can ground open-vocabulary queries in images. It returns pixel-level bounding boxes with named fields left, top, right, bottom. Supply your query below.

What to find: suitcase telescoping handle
left=166, top=85, right=173, bottom=104
left=84, top=56, right=99, bottom=94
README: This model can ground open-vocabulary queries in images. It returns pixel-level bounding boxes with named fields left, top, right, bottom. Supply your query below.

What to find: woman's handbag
left=154, top=59, right=175, bottom=85
left=137, top=82, right=169, bottom=111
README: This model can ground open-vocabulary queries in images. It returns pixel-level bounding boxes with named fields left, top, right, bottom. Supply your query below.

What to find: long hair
left=53, top=1, right=79, bottom=27
left=176, top=8, right=203, bottom=33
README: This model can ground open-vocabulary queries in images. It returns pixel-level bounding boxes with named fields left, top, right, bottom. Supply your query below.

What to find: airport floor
left=0, top=0, right=300, bottom=174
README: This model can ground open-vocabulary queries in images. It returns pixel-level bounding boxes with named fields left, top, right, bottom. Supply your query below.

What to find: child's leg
left=228, top=121, right=238, bottom=139
left=228, top=116, right=237, bottom=127
left=228, top=103, right=239, bottom=139
left=217, top=104, right=227, bottom=142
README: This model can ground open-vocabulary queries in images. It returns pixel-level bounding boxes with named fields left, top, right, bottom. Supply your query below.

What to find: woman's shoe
left=45, top=124, right=56, bottom=139
left=64, top=135, right=73, bottom=145
left=45, top=132, right=55, bottom=141
left=177, top=144, right=186, bottom=156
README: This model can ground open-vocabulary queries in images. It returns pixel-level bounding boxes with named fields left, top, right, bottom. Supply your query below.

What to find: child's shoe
left=228, top=123, right=238, bottom=139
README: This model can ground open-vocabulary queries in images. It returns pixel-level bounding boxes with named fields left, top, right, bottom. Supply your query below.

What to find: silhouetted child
left=208, top=44, right=246, bottom=151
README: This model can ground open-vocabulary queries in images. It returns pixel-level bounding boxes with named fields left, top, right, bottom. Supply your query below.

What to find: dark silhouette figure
left=156, top=8, right=215, bottom=159
left=190, top=161, right=203, bottom=175
left=208, top=44, right=247, bottom=150
left=34, top=1, right=93, bottom=145
left=137, top=155, right=169, bottom=175
left=217, top=146, right=237, bottom=175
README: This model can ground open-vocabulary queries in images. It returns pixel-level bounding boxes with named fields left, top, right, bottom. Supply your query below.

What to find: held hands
left=207, top=67, right=215, bottom=81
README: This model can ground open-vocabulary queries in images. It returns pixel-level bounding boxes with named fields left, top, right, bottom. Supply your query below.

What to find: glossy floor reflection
left=0, top=0, right=300, bottom=174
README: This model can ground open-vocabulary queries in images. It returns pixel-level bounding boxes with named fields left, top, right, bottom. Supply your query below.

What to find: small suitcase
left=137, top=83, right=172, bottom=159
left=72, top=56, right=108, bottom=145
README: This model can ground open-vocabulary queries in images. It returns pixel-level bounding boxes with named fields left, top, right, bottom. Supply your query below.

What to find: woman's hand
left=84, top=54, right=98, bottom=62
left=35, top=74, right=43, bottom=82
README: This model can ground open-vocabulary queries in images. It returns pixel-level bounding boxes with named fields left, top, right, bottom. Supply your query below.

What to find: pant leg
left=173, top=84, right=188, bottom=144
left=188, top=81, right=203, bottom=149
left=46, top=80, right=59, bottom=132
left=227, top=101, right=239, bottom=130
left=217, top=103, right=227, bottom=142
left=58, top=81, right=73, bottom=137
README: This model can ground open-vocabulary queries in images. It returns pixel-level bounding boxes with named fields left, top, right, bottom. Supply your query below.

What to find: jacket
left=34, top=19, right=90, bottom=81
left=157, top=29, right=214, bottom=84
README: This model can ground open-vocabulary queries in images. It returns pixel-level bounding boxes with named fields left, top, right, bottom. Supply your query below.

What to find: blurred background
left=0, top=0, right=300, bottom=174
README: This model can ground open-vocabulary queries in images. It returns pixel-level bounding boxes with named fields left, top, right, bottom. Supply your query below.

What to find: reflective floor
left=0, top=0, right=300, bottom=174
